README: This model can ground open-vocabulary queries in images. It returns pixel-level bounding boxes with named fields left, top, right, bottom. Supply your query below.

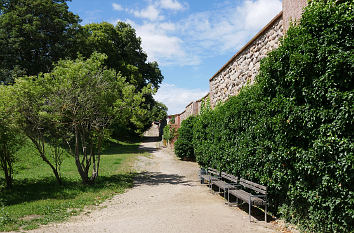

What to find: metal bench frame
left=212, top=172, right=239, bottom=199
left=227, top=178, right=268, bottom=222
left=200, top=167, right=220, bottom=188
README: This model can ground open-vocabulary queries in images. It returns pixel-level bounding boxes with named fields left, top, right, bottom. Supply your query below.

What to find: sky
left=67, top=0, right=282, bottom=114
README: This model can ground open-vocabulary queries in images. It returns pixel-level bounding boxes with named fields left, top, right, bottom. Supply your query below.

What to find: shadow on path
left=142, top=136, right=160, bottom=143
left=134, top=171, right=195, bottom=187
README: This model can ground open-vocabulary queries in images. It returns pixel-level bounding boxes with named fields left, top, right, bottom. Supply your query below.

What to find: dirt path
left=28, top=140, right=280, bottom=233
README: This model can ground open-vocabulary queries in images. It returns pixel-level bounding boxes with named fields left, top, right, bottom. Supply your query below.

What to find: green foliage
left=193, top=1, right=353, bottom=232
left=0, top=85, right=23, bottom=188
left=162, top=124, right=177, bottom=143
left=174, top=116, right=196, bottom=161
left=0, top=0, right=81, bottom=84
left=78, top=22, right=165, bottom=137
left=0, top=139, right=140, bottom=231
left=11, top=53, right=152, bottom=184
left=79, top=22, right=163, bottom=90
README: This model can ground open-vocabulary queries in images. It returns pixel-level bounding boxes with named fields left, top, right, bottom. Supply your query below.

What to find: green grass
left=0, top=139, right=146, bottom=232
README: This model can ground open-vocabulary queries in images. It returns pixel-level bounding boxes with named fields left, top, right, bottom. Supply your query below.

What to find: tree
left=19, top=53, right=152, bottom=184
left=0, top=85, right=23, bottom=188
left=78, top=22, right=165, bottom=137
left=0, top=0, right=81, bottom=84
left=79, top=22, right=163, bottom=90
left=11, top=74, right=65, bottom=184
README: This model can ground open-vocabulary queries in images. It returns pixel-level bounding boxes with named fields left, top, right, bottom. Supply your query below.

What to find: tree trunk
left=1, top=145, right=13, bottom=189
left=74, top=125, right=91, bottom=184
left=29, top=136, right=63, bottom=185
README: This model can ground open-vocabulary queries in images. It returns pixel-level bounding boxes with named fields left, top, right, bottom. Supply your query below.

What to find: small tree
left=12, top=74, right=65, bottom=184
left=37, top=53, right=150, bottom=184
left=0, top=85, right=23, bottom=188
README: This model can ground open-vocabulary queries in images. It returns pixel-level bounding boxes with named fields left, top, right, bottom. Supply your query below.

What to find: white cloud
left=241, top=0, right=282, bottom=30
left=121, top=0, right=281, bottom=66
left=159, top=0, right=184, bottom=11
left=133, top=5, right=162, bottom=21
left=179, top=0, right=282, bottom=53
left=112, top=3, right=123, bottom=11
left=154, top=83, right=208, bottom=114
left=128, top=20, right=200, bottom=66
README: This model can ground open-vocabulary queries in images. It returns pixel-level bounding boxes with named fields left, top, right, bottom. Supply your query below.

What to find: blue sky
left=67, top=0, right=282, bottom=114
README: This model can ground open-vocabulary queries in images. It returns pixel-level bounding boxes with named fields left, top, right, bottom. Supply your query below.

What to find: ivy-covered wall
left=192, top=1, right=354, bottom=232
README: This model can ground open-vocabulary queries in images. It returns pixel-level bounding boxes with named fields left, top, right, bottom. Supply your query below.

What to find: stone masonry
left=209, top=12, right=283, bottom=107
left=165, top=0, right=309, bottom=131
left=283, top=0, right=308, bottom=33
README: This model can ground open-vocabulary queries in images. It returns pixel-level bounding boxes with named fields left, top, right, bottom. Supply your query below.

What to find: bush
left=193, top=1, right=354, bottom=232
left=162, top=124, right=177, bottom=144
left=174, top=116, right=196, bottom=160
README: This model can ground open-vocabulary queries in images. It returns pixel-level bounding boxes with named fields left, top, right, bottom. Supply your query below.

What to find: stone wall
left=283, top=0, right=308, bottom=33
left=209, top=12, right=283, bottom=107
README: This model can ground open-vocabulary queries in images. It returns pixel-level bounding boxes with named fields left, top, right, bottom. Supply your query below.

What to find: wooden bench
left=228, top=178, right=268, bottom=222
left=212, top=172, right=239, bottom=199
left=200, top=167, right=220, bottom=188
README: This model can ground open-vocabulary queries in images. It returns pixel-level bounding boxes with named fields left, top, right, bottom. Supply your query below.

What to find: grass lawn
left=0, top=139, right=146, bottom=232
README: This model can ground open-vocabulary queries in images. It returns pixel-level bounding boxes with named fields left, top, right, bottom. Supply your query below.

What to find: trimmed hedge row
left=174, top=116, right=196, bottom=161
left=191, top=1, right=353, bottom=232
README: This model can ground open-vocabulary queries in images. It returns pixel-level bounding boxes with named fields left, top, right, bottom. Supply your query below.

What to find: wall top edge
left=209, top=11, right=283, bottom=82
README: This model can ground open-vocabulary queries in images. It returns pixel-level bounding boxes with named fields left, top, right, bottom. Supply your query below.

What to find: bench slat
left=221, top=172, right=238, bottom=183
left=240, top=178, right=267, bottom=194
left=229, top=189, right=266, bottom=205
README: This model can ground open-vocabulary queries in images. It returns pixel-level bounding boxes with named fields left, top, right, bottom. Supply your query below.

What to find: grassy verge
left=0, top=139, right=146, bottom=231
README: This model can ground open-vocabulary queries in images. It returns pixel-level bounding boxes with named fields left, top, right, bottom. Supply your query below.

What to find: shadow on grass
left=0, top=174, right=135, bottom=206
left=102, top=141, right=140, bottom=155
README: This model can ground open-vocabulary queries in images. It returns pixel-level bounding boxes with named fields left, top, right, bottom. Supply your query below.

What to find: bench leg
left=249, top=197, right=252, bottom=222
left=265, top=204, right=267, bottom=222
left=227, top=190, right=230, bottom=205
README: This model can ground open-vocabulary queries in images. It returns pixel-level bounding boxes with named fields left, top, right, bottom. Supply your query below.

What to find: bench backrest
left=207, top=167, right=220, bottom=176
left=221, top=172, right=238, bottom=183
left=240, top=178, right=267, bottom=194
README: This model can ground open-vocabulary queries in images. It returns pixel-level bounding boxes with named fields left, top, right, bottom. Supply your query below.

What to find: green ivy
left=193, top=1, right=353, bottom=232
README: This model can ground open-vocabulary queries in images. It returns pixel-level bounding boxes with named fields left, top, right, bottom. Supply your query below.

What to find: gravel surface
left=26, top=140, right=281, bottom=233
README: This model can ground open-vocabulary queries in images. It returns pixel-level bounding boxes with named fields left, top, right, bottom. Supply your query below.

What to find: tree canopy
left=0, top=0, right=81, bottom=84
left=79, top=22, right=163, bottom=90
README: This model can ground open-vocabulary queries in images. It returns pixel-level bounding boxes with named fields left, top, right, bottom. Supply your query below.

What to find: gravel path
left=27, top=140, right=280, bottom=233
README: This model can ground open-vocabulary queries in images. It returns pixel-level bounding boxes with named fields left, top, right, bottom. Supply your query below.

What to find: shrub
left=162, top=124, right=177, bottom=145
left=193, top=1, right=354, bottom=232
left=174, top=116, right=196, bottom=160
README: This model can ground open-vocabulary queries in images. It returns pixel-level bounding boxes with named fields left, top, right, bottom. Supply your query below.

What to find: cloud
left=154, top=83, right=208, bottom=114
left=132, top=5, right=162, bottom=21
left=241, top=0, right=282, bottom=30
left=179, top=0, right=282, bottom=53
left=159, top=0, right=184, bottom=10
left=121, top=0, right=281, bottom=66
left=127, top=20, right=200, bottom=66
left=112, top=3, right=123, bottom=11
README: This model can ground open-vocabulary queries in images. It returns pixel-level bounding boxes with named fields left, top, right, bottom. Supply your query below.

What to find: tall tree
left=0, top=0, right=81, bottom=84
left=80, top=22, right=163, bottom=90
left=78, top=22, right=165, bottom=136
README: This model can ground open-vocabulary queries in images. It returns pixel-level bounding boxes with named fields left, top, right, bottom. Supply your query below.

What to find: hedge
left=193, top=1, right=353, bottom=232
left=174, top=116, right=196, bottom=161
